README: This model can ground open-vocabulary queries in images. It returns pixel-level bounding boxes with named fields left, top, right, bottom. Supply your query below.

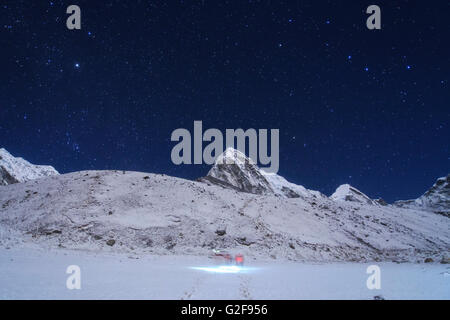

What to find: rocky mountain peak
left=201, top=148, right=273, bottom=195
left=395, top=174, right=450, bottom=217
left=330, top=184, right=377, bottom=205
left=199, top=148, right=323, bottom=199
left=0, top=148, right=59, bottom=186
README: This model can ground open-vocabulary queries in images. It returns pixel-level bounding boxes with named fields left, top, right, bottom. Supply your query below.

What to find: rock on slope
left=395, top=175, right=450, bottom=217
left=0, top=170, right=448, bottom=262
left=199, top=148, right=323, bottom=200
left=0, top=148, right=59, bottom=186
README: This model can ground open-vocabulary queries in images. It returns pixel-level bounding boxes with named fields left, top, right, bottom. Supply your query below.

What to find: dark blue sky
left=1, top=0, right=449, bottom=202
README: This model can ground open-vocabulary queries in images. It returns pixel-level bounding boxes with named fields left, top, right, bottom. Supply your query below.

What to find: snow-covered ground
left=0, top=247, right=448, bottom=300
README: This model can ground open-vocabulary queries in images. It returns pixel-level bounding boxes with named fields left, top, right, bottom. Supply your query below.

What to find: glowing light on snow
left=190, top=265, right=256, bottom=274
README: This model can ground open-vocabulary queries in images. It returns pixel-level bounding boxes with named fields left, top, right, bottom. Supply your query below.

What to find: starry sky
left=1, top=0, right=449, bottom=202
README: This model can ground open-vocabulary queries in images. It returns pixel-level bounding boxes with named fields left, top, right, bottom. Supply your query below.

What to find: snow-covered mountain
left=199, top=148, right=324, bottom=200
left=0, top=148, right=448, bottom=263
left=331, top=184, right=378, bottom=205
left=199, top=148, right=274, bottom=195
left=0, top=148, right=59, bottom=186
left=1, top=169, right=448, bottom=262
left=394, top=175, right=450, bottom=217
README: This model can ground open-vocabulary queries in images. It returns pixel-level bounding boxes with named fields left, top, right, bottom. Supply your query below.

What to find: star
left=1, top=1, right=447, bottom=205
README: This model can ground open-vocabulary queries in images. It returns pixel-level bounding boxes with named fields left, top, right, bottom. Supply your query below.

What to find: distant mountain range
left=198, top=147, right=449, bottom=217
left=1, top=147, right=448, bottom=216
left=394, top=175, right=449, bottom=217
left=0, top=148, right=59, bottom=186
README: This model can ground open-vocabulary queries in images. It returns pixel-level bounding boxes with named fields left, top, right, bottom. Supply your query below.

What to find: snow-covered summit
left=200, top=148, right=323, bottom=199
left=0, top=148, right=59, bottom=186
left=395, top=174, right=450, bottom=217
left=214, top=147, right=256, bottom=165
left=201, top=148, right=273, bottom=195
left=331, top=184, right=376, bottom=205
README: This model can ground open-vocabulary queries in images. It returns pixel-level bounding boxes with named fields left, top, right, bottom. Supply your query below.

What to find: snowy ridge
left=395, top=175, right=450, bottom=217
left=260, top=171, right=324, bottom=199
left=214, top=147, right=257, bottom=165
left=331, top=184, right=377, bottom=205
left=0, top=148, right=59, bottom=186
left=0, top=149, right=449, bottom=263
left=0, top=170, right=449, bottom=262
left=203, top=148, right=273, bottom=195
left=202, top=148, right=324, bottom=199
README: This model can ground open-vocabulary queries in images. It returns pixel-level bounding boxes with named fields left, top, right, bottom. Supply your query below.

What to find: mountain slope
left=0, top=148, right=59, bottom=186
left=0, top=170, right=448, bottom=262
left=331, top=184, right=377, bottom=205
left=201, top=148, right=274, bottom=195
left=395, top=175, right=450, bottom=217
left=199, top=148, right=324, bottom=200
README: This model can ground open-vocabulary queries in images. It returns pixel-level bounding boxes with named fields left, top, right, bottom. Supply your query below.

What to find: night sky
left=1, top=0, right=449, bottom=202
